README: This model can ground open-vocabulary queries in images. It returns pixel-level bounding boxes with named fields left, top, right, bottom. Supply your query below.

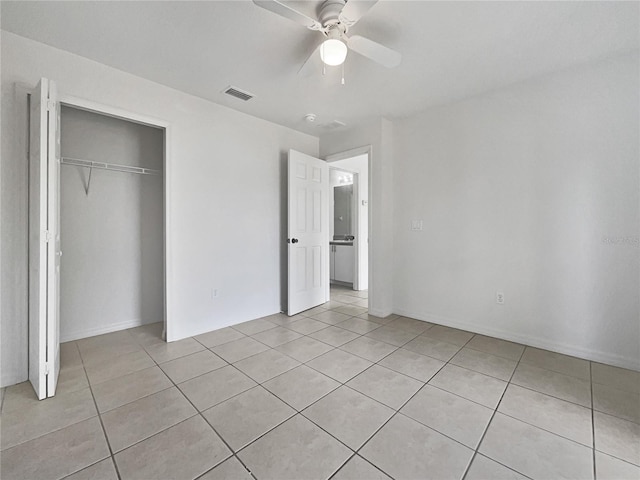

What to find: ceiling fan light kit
left=320, top=38, right=348, bottom=66
left=253, top=0, right=401, bottom=71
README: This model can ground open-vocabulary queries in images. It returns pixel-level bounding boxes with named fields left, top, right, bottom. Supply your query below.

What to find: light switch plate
left=411, top=220, right=423, bottom=231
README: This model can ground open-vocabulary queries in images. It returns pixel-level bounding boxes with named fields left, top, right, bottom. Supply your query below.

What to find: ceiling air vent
left=222, top=86, right=254, bottom=101
left=320, top=120, right=347, bottom=130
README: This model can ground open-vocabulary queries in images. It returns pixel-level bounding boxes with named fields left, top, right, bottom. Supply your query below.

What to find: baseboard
left=393, top=307, right=640, bottom=372
left=368, top=307, right=393, bottom=318
left=61, top=318, right=157, bottom=343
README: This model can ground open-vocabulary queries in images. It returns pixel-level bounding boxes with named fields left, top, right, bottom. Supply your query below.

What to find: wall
left=0, top=31, right=318, bottom=387
left=392, top=52, right=640, bottom=369
left=328, top=154, right=369, bottom=291
left=59, top=106, right=163, bottom=341
left=321, top=119, right=394, bottom=315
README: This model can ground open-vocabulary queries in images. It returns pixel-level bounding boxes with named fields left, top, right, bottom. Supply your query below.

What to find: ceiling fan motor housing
left=319, top=0, right=348, bottom=29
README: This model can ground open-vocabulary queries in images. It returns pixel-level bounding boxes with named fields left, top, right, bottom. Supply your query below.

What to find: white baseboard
left=60, top=318, right=157, bottom=343
left=394, top=307, right=640, bottom=372
left=368, top=307, right=393, bottom=318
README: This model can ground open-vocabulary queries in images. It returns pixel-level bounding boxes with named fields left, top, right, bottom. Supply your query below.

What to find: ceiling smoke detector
left=304, top=113, right=317, bottom=123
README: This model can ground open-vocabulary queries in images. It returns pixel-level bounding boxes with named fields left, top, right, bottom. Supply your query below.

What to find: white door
left=29, top=78, right=61, bottom=399
left=288, top=150, right=329, bottom=315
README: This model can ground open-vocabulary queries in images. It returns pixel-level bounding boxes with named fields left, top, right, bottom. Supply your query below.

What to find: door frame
left=325, top=146, right=371, bottom=296
left=55, top=93, right=173, bottom=342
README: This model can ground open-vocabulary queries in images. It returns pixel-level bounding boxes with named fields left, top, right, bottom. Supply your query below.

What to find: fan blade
left=252, top=0, right=323, bottom=30
left=339, top=0, right=379, bottom=27
left=298, top=43, right=323, bottom=77
left=347, top=35, right=401, bottom=68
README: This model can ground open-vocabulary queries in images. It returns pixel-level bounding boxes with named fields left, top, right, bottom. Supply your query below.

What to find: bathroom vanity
left=330, top=241, right=354, bottom=285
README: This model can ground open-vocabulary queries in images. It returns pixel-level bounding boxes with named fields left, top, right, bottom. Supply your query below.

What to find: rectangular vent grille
left=321, top=120, right=347, bottom=130
left=223, top=86, right=254, bottom=101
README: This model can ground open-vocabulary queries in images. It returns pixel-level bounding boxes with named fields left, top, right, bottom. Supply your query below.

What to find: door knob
left=291, top=238, right=299, bottom=244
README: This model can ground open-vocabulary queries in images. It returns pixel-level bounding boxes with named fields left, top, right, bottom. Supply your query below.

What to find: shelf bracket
left=83, top=166, right=93, bottom=196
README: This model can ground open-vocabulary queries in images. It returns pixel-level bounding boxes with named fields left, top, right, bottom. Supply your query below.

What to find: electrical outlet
left=411, top=220, right=423, bottom=231
left=496, top=291, right=504, bottom=305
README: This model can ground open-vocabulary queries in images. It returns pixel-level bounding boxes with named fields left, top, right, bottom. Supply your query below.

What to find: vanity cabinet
left=330, top=244, right=354, bottom=284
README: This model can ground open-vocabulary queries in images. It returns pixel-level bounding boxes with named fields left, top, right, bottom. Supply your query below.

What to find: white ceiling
left=2, top=1, right=638, bottom=136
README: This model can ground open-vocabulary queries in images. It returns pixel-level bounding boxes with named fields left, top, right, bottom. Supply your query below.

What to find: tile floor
left=1, top=285, right=639, bottom=479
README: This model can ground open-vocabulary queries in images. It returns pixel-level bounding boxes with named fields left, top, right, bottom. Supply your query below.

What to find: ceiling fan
left=252, top=0, right=401, bottom=73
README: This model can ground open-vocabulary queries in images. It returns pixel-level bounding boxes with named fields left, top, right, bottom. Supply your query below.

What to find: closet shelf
left=61, top=157, right=162, bottom=176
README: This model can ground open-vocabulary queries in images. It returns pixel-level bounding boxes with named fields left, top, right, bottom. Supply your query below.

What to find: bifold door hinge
left=46, top=100, right=56, bottom=111
left=44, top=362, right=50, bottom=375
left=44, top=230, right=52, bottom=242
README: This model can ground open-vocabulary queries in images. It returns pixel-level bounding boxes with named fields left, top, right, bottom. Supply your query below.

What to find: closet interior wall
left=60, top=106, right=164, bottom=341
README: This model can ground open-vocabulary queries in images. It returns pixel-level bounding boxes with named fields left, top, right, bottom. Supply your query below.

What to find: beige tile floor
left=1, top=285, right=639, bottom=480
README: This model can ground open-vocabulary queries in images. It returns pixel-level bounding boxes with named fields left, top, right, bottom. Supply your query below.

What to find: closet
left=59, top=106, right=164, bottom=342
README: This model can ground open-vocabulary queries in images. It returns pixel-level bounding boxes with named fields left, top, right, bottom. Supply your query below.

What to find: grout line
left=55, top=292, right=613, bottom=480
left=109, top=457, right=121, bottom=480
left=461, top=340, right=527, bottom=480
left=461, top=343, right=524, bottom=362
left=328, top=453, right=389, bottom=480
left=78, top=330, right=220, bottom=476
left=516, top=359, right=594, bottom=383
left=506, top=381, right=592, bottom=411
left=190, top=318, right=384, bottom=476
left=489, top=408, right=595, bottom=448
left=287, top=319, right=474, bottom=477
left=326, top=452, right=358, bottom=480
left=59, top=458, right=116, bottom=480
left=109, top=310, right=362, bottom=471
left=447, top=357, right=518, bottom=383
left=466, top=453, right=535, bottom=480
left=347, top=350, right=452, bottom=458
left=76, top=345, right=124, bottom=480
left=61, top=296, right=449, bottom=480
left=130, top=336, right=257, bottom=479
left=207, top=315, right=447, bottom=476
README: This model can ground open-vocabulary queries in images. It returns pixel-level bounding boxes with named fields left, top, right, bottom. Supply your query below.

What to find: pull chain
left=341, top=62, right=345, bottom=85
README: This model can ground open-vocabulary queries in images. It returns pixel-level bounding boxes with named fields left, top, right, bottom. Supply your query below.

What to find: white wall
left=0, top=31, right=318, bottom=387
left=60, top=106, right=164, bottom=341
left=328, top=154, right=369, bottom=291
left=320, top=119, right=394, bottom=316
left=392, top=52, right=640, bottom=370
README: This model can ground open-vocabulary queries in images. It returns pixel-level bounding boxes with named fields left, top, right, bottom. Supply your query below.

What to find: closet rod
left=61, top=157, right=162, bottom=176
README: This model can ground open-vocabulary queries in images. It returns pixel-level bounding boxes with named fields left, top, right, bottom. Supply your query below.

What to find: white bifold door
left=29, top=78, right=61, bottom=399
left=287, top=150, right=329, bottom=315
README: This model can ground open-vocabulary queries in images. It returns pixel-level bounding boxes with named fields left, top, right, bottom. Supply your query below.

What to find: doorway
left=327, top=154, right=369, bottom=291
left=285, top=148, right=370, bottom=316
left=326, top=150, right=370, bottom=306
